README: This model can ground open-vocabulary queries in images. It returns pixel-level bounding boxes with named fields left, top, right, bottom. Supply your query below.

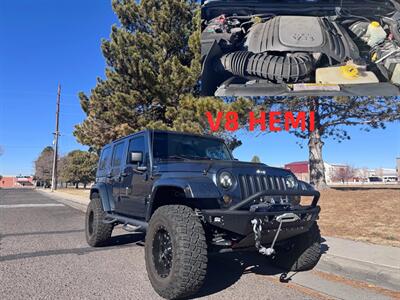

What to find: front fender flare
left=90, top=182, right=114, bottom=212
left=146, top=177, right=222, bottom=220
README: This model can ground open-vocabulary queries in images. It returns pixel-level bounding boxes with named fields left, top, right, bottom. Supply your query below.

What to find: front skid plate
left=202, top=206, right=320, bottom=236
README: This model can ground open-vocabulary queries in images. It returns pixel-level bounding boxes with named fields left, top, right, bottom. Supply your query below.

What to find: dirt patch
left=316, top=187, right=400, bottom=247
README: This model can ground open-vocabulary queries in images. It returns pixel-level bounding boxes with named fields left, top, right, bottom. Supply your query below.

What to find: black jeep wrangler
left=85, top=130, right=322, bottom=299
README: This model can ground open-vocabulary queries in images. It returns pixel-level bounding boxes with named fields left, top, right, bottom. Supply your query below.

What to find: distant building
left=284, top=161, right=309, bottom=182
left=324, top=162, right=349, bottom=183
left=0, top=176, right=34, bottom=188
left=285, top=159, right=399, bottom=183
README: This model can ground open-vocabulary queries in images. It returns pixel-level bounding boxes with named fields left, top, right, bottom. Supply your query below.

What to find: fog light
left=291, top=195, right=301, bottom=206
left=223, top=194, right=232, bottom=205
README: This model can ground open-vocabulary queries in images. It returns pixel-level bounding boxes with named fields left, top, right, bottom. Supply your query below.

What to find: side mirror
left=130, top=151, right=143, bottom=164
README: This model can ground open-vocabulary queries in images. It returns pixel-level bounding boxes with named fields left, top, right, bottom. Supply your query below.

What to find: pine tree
left=74, top=0, right=201, bottom=150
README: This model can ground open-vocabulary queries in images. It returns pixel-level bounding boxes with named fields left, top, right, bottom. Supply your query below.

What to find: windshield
left=153, top=132, right=233, bottom=161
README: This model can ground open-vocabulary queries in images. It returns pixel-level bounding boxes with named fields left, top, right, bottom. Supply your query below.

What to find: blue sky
left=0, top=1, right=399, bottom=176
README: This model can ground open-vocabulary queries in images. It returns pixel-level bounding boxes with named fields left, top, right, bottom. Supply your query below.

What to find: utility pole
left=51, top=84, right=61, bottom=192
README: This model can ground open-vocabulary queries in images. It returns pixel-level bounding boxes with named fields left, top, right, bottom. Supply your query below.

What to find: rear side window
left=98, top=147, right=111, bottom=170
left=112, top=142, right=125, bottom=167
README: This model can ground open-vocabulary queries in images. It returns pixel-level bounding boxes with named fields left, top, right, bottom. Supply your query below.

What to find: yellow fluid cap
left=370, top=21, right=380, bottom=28
left=372, top=53, right=378, bottom=62
left=252, top=16, right=262, bottom=24
left=340, top=65, right=359, bottom=79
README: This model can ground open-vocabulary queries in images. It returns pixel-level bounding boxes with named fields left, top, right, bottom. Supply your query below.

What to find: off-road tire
left=272, top=222, right=322, bottom=272
left=145, top=205, right=208, bottom=299
left=85, top=193, right=113, bottom=247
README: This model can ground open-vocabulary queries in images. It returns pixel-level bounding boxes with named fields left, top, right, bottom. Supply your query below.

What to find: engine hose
left=383, top=17, right=400, bottom=42
left=218, top=51, right=314, bottom=83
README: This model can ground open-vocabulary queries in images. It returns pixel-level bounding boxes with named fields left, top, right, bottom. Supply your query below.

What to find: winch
left=251, top=213, right=300, bottom=256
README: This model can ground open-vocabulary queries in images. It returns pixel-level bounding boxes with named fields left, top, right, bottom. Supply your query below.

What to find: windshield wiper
left=155, top=155, right=188, bottom=161
left=182, top=155, right=213, bottom=161
left=163, top=155, right=214, bottom=161
left=156, top=155, right=220, bottom=161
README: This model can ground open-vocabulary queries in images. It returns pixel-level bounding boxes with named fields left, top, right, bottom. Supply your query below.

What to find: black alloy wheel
left=152, top=226, right=173, bottom=278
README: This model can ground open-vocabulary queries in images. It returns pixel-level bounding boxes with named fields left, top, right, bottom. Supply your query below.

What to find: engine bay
left=201, top=1, right=400, bottom=96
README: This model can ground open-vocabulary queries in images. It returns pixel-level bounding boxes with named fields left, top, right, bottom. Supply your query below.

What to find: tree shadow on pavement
left=0, top=233, right=145, bottom=263
left=192, top=251, right=285, bottom=298
left=1, top=229, right=84, bottom=238
left=193, top=239, right=330, bottom=299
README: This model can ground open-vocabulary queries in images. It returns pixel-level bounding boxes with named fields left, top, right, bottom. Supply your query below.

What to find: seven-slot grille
left=239, top=174, right=287, bottom=199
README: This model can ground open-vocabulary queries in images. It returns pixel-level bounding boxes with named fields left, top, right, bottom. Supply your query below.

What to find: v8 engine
left=201, top=2, right=400, bottom=96
left=245, top=16, right=359, bottom=62
left=217, top=16, right=361, bottom=83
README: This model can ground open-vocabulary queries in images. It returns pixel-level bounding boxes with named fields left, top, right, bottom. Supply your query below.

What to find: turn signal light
left=223, top=194, right=232, bottom=205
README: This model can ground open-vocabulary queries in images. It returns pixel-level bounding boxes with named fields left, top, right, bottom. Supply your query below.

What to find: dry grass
left=316, top=186, right=400, bottom=247
left=57, top=188, right=90, bottom=198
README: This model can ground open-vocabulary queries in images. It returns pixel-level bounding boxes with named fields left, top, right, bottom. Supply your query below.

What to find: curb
left=318, top=252, right=400, bottom=292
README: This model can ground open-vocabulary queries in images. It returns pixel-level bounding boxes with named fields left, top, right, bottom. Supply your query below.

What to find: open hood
left=201, top=0, right=400, bottom=96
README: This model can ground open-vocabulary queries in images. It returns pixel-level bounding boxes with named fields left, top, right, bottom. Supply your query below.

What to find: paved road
left=0, top=189, right=396, bottom=300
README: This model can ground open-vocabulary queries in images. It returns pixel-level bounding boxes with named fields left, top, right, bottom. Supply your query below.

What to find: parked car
left=201, top=0, right=400, bottom=96
left=383, top=176, right=398, bottom=182
left=85, top=130, right=322, bottom=299
left=369, top=176, right=383, bottom=182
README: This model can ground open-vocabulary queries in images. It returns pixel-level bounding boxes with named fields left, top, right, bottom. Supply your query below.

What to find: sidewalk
left=36, top=188, right=400, bottom=292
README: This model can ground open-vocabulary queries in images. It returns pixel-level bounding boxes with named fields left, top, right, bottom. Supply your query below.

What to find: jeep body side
left=85, top=130, right=322, bottom=299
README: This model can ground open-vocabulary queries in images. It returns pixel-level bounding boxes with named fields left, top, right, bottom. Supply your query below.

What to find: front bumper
left=203, top=205, right=319, bottom=234
left=202, top=189, right=321, bottom=248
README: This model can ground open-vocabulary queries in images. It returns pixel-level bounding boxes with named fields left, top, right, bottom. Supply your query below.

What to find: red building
left=0, top=176, right=34, bottom=188
left=284, top=161, right=310, bottom=182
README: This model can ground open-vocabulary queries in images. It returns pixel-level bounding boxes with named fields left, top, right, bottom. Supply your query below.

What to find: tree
left=332, top=165, right=356, bottom=183
left=34, top=146, right=54, bottom=187
left=260, top=97, right=400, bottom=189
left=74, top=0, right=201, bottom=151
left=251, top=155, right=261, bottom=163
left=60, top=150, right=98, bottom=188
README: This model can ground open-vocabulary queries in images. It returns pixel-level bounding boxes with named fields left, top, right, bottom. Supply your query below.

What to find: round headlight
left=285, top=175, right=298, bottom=189
left=219, top=171, right=234, bottom=189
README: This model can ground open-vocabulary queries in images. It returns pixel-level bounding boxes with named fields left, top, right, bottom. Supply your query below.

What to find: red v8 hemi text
left=205, top=111, right=315, bottom=132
